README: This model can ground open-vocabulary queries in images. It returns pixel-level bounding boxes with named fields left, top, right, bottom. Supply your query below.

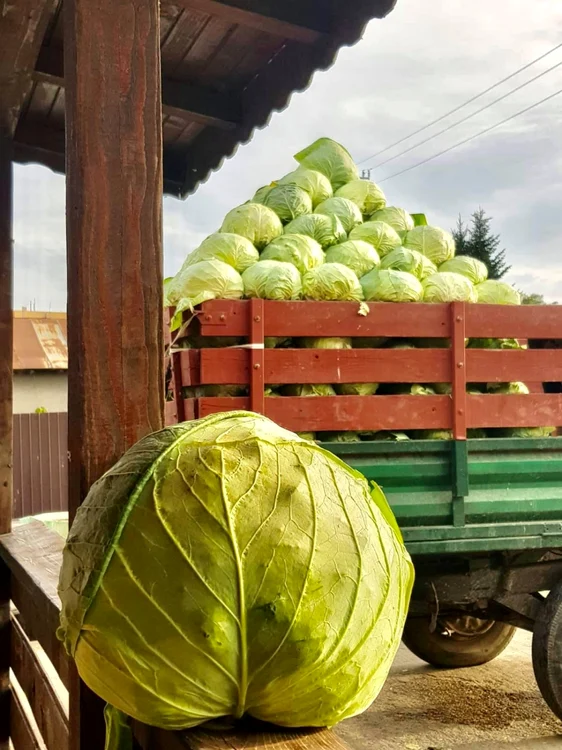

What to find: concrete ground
left=335, top=631, right=562, bottom=750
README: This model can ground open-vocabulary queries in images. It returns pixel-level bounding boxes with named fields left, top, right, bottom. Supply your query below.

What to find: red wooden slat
left=196, top=301, right=452, bottom=338
left=466, top=304, right=562, bottom=340
left=451, top=302, right=467, bottom=440
left=193, top=395, right=451, bottom=432
left=249, top=299, right=265, bottom=414
left=195, top=348, right=451, bottom=385
left=468, top=394, right=562, bottom=428
left=467, top=349, right=562, bottom=383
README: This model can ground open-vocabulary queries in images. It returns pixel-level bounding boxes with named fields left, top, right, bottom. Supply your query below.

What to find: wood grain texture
left=11, top=616, right=69, bottom=750
left=0, top=0, right=58, bottom=134
left=468, top=394, right=562, bottom=429
left=10, top=677, right=43, bottom=750
left=466, top=303, right=562, bottom=340
left=64, top=0, right=164, bottom=746
left=0, top=136, right=12, bottom=536
left=467, top=349, right=562, bottom=383
left=0, top=563, right=9, bottom=750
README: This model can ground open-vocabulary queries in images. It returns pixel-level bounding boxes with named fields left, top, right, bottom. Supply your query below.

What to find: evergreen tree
left=451, top=208, right=511, bottom=279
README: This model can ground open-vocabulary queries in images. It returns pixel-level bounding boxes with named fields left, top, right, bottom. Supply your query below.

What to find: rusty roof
left=2, top=0, right=397, bottom=198
left=13, top=312, right=68, bottom=371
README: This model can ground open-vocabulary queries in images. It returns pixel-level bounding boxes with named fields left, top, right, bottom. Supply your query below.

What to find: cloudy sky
left=13, top=0, right=562, bottom=311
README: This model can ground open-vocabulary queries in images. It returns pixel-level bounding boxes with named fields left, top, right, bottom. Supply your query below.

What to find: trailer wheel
left=532, top=585, right=562, bottom=721
left=402, top=614, right=516, bottom=668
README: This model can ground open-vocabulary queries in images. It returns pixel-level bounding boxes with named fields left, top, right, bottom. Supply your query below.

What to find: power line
left=366, top=58, right=562, bottom=171
left=377, top=86, right=562, bottom=184
left=357, top=40, right=562, bottom=166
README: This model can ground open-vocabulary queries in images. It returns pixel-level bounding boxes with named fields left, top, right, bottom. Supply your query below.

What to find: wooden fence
left=12, top=413, right=68, bottom=519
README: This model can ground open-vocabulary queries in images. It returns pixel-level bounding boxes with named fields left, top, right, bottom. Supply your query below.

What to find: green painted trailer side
left=324, top=437, right=562, bottom=556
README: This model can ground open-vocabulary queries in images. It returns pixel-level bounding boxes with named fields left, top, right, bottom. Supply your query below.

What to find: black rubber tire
left=402, top=615, right=516, bottom=668
left=532, top=584, right=562, bottom=721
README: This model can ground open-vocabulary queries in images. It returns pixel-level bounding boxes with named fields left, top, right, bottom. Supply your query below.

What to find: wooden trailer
left=0, top=1, right=398, bottom=748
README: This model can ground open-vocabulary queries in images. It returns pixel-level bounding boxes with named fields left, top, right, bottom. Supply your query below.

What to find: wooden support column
left=64, top=0, right=164, bottom=748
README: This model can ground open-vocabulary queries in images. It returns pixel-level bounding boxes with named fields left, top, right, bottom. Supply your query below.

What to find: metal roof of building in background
left=2, top=0, right=397, bottom=198
left=13, top=311, right=68, bottom=371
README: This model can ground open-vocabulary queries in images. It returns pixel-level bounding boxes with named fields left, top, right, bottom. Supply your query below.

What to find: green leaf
left=410, top=213, right=428, bottom=226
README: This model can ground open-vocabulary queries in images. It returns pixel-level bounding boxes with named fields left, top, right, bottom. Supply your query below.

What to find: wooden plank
left=174, top=0, right=326, bottom=43
left=64, top=0, right=165, bottom=747
left=0, top=522, right=69, bottom=688
left=467, top=349, right=562, bottom=384
left=0, top=563, right=9, bottom=750
left=11, top=617, right=69, bottom=750
left=196, top=301, right=452, bottom=338
left=0, top=135, right=12, bottom=535
left=193, top=348, right=451, bottom=386
left=468, top=394, right=562, bottom=429
left=10, top=677, right=45, bottom=750
left=466, top=304, right=562, bottom=340
left=0, top=0, right=58, bottom=135
left=451, top=302, right=467, bottom=440
left=195, top=395, right=452, bottom=432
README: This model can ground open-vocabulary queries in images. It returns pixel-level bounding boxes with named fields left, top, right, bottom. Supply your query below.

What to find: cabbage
left=353, top=337, right=389, bottom=348
left=183, top=385, right=246, bottom=398
left=183, top=233, right=259, bottom=274
left=265, top=337, right=292, bottom=349
left=258, top=184, right=312, bottom=223
left=325, top=241, right=380, bottom=278
left=221, top=203, right=283, bottom=249
left=320, top=432, right=362, bottom=442
left=439, top=256, right=488, bottom=284
left=284, top=213, right=346, bottom=249
left=335, top=383, right=379, bottom=396
left=475, top=280, right=521, bottom=305
left=315, top=197, right=363, bottom=233
left=418, top=430, right=452, bottom=440
left=349, top=221, right=402, bottom=257
left=380, top=247, right=437, bottom=280
left=497, top=426, right=556, bottom=438
left=360, top=269, right=423, bottom=303
left=335, top=180, right=386, bottom=217
left=363, top=431, right=410, bottom=441
left=167, top=259, right=243, bottom=322
left=297, top=431, right=317, bottom=441
left=422, top=272, right=477, bottom=303
left=260, top=235, right=324, bottom=275
left=301, top=337, right=352, bottom=349
left=252, top=185, right=274, bottom=202
left=294, top=138, right=359, bottom=189
left=467, top=338, right=523, bottom=350
left=242, top=260, right=302, bottom=300
left=487, top=381, right=530, bottom=395
left=383, top=384, right=435, bottom=396
left=302, top=263, right=364, bottom=301
left=282, top=384, right=337, bottom=397
left=58, top=411, right=413, bottom=741
left=277, top=169, right=333, bottom=207
left=369, top=207, right=414, bottom=238
left=404, top=226, right=455, bottom=265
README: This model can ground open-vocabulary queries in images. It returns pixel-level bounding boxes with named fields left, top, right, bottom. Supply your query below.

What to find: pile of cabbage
left=166, top=138, right=551, bottom=442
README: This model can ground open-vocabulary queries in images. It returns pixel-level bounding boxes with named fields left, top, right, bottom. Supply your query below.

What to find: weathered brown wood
left=64, top=0, right=164, bottom=747
left=10, top=677, right=43, bottom=750
left=0, top=522, right=70, bottom=689
left=0, top=135, right=12, bottom=537
left=0, top=563, right=9, bottom=750
left=0, top=0, right=58, bottom=135
left=11, top=616, right=69, bottom=750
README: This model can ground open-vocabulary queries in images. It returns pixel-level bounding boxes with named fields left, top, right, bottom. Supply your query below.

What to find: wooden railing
left=0, top=522, right=349, bottom=750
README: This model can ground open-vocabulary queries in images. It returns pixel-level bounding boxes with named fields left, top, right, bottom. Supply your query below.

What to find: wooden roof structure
left=2, top=0, right=396, bottom=197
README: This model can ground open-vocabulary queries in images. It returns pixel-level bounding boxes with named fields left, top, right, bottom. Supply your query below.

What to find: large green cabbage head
left=335, top=180, right=386, bottom=217
left=58, top=412, right=413, bottom=743
left=284, top=213, right=346, bottom=249
left=166, top=259, right=244, bottom=325
left=183, top=233, right=259, bottom=274
left=315, top=197, right=363, bottom=233
left=325, top=240, right=380, bottom=278
left=438, top=256, right=488, bottom=284
left=369, top=207, right=414, bottom=238
left=301, top=337, right=352, bottom=349
left=422, top=272, right=477, bottom=303
left=349, top=221, right=402, bottom=257
left=380, top=247, right=437, bottom=280
left=276, top=168, right=333, bottom=207
left=242, top=260, right=302, bottom=300
left=260, top=235, right=324, bottom=275
left=257, top=184, right=313, bottom=223
left=221, top=203, right=283, bottom=249
left=360, top=269, right=423, bottom=303
left=282, top=384, right=336, bottom=397
left=294, top=138, right=359, bottom=189
left=404, top=226, right=455, bottom=265
left=302, top=263, right=364, bottom=301
left=475, top=280, right=521, bottom=305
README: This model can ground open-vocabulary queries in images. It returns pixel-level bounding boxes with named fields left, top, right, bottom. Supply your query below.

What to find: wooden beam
left=64, top=0, right=164, bottom=748
left=10, top=677, right=44, bottom=750
left=177, top=0, right=327, bottom=43
left=0, top=0, right=59, bottom=135
left=34, top=46, right=241, bottom=130
left=0, top=134, right=12, bottom=537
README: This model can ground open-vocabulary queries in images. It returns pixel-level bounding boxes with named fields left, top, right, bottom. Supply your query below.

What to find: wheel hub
left=439, top=614, right=495, bottom=639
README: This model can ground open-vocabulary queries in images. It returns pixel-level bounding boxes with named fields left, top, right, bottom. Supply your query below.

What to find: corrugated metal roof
left=13, top=312, right=68, bottom=370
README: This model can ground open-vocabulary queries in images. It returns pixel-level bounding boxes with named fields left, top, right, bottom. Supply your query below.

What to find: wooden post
left=64, top=0, right=164, bottom=747
left=0, top=133, right=13, bottom=750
